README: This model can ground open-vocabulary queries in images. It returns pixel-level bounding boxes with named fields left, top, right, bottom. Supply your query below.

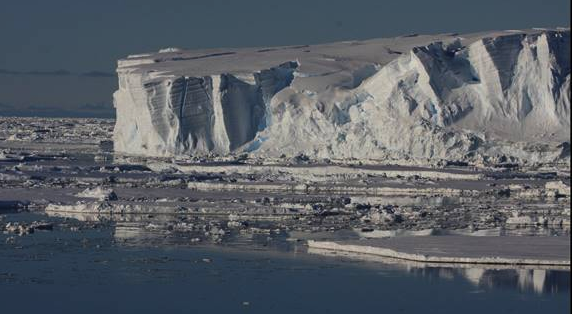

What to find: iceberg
left=113, top=28, right=570, bottom=165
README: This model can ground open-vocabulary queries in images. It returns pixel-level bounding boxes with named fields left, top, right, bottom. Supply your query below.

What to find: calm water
left=0, top=213, right=569, bottom=314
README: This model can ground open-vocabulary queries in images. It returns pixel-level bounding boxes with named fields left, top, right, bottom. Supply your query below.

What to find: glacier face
left=113, top=61, right=297, bottom=156
left=113, top=29, right=570, bottom=165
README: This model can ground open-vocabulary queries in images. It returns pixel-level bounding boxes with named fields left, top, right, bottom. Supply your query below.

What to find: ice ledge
left=308, top=236, right=571, bottom=266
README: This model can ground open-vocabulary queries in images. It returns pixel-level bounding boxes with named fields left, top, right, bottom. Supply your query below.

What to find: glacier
left=113, top=28, right=570, bottom=165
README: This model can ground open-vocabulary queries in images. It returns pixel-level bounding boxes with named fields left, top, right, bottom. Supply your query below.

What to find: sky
left=0, top=0, right=570, bottom=118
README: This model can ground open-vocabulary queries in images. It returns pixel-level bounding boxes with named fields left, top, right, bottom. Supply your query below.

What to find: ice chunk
left=75, top=187, right=118, bottom=201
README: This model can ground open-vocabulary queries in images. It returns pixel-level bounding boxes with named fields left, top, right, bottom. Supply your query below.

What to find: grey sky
left=0, top=0, right=569, bottom=117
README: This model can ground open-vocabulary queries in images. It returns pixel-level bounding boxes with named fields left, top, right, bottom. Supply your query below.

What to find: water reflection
left=113, top=219, right=571, bottom=295
left=44, top=210, right=571, bottom=295
left=410, top=265, right=570, bottom=294
left=308, top=247, right=570, bottom=295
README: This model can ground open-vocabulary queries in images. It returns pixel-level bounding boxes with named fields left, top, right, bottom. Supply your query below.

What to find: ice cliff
left=113, top=28, right=570, bottom=165
left=114, top=60, right=297, bottom=155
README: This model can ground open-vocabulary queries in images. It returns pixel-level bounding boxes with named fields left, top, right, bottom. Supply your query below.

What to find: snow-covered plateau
left=113, top=28, right=570, bottom=165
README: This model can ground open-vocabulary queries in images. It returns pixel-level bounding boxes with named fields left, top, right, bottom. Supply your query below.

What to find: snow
left=113, top=29, right=570, bottom=165
left=545, top=180, right=571, bottom=197
left=308, top=236, right=571, bottom=266
left=75, top=187, right=118, bottom=201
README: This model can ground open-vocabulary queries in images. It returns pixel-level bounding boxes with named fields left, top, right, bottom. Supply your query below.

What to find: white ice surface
left=113, top=29, right=570, bottom=164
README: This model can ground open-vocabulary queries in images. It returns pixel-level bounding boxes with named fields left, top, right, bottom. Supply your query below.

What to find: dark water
left=0, top=213, right=569, bottom=314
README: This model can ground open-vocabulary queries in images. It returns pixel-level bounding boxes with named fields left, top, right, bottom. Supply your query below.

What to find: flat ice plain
left=0, top=27, right=570, bottom=313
